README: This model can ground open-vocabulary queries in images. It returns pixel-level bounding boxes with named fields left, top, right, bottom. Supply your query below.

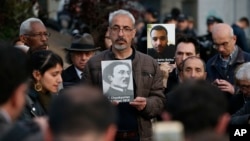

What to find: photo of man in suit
left=102, top=60, right=134, bottom=102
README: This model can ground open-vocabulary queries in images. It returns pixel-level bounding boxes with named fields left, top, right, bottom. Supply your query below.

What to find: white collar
left=74, top=66, right=83, bottom=79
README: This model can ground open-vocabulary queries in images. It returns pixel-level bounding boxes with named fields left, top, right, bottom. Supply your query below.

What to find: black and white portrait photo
left=101, top=60, right=134, bottom=102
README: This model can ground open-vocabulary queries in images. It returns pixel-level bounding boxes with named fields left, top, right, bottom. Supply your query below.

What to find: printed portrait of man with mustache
left=102, top=60, right=134, bottom=102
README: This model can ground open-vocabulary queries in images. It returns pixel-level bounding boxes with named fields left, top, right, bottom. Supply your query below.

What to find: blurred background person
left=198, top=16, right=223, bottom=63
left=137, top=7, right=159, bottom=54
left=20, top=50, right=63, bottom=120
left=176, top=14, right=196, bottom=37
left=232, top=17, right=250, bottom=53
left=163, top=13, right=177, bottom=25
left=163, top=80, right=230, bottom=141
left=48, top=84, right=117, bottom=141
left=0, top=46, right=30, bottom=138
left=62, top=33, right=100, bottom=88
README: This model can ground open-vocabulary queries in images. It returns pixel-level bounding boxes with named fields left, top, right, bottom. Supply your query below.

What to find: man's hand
left=213, top=79, right=235, bottom=94
left=160, top=62, right=176, bottom=87
left=130, top=97, right=147, bottom=111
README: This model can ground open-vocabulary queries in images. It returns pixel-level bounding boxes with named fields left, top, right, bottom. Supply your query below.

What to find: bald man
left=206, top=23, right=250, bottom=96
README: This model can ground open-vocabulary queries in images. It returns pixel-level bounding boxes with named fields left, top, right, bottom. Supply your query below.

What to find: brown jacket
left=83, top=48, right=166, bottom=141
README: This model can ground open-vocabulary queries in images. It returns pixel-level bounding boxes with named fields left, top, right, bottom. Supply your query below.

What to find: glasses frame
left=213, top=38, right=233, bottom=49
left=109, top=26, right=134, bottom=34
left=24, top=32, right=51, bottom=38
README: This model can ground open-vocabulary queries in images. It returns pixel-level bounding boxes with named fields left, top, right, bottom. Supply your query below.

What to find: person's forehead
left=113, top=64, right=129, bottom=70
left=176, top=42, right=196, bottom=53
left=30, top=22, right=47, bottom=32
left=111, top=15, right=133, bottom=27
left=184, top=58, right=204, bottom=69
left=151, top=30, right=167, bottom=37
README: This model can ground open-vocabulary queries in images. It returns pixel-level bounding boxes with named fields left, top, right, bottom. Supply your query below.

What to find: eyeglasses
left=110, top=26, right=134, bottom=34
left=213, top=38, right=232, bottom=49
left=24, top=32, right=51, bottom=38
left=238, top=84, right=250, bottom=90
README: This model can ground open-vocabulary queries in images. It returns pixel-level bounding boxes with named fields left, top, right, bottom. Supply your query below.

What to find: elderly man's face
left=212, top=24, right=237, bottom=59
left=237, top=80, right=250, bottom=97
left=213, top=35, right=236, bottom=59
left=110, top=64, right=131, bottom=88
left=71, top=51, right=95, bottom=71
left=180, top=58, right=206, bottom=81
left=108, top=14, right=136, bottom=51
left=150, top=29, right=168, bottom=53
left=23, top=22, right=49, bottom=52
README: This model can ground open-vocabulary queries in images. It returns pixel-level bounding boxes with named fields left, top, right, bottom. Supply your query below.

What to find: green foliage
left=0, top=0, right=33, bottom=41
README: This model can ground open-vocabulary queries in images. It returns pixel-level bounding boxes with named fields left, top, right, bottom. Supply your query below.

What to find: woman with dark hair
left=20, top=50, right=63, bottom=120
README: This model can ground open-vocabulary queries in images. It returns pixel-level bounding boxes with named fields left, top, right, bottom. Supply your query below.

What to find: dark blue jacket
left=232, top=24, right=250, bottom=53
left=206, top=47, right=250, bottom=84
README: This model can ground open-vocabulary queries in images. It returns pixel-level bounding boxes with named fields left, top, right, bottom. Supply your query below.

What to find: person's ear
left=108, top=75, right=113, bottom=82
left=215, top=113, right=230, bottom=135
left=9, top=83, right=28, bottom=120
left=132, top=28, right=136, bottom=39
left=203, top=72, right=207, bottom=80
left=232, top=35, right=237, bottom=44
left=19, top=35, right=28, bottom=44
left=32, top=70, right=42, bottom=82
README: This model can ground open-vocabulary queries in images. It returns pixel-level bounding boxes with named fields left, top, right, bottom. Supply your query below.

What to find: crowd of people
left=1, top=2, right=250, bottom=141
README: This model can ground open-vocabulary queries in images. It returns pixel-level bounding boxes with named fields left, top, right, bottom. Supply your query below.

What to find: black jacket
left=19, top=88, right=47, bottom=121
left=231, top=101, right=250, bottom=125
left=62, top=65, right=81, bottom=88
left=165, top=68, right=179, bottom=95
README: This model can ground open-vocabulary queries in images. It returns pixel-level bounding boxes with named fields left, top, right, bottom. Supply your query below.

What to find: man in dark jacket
left=83, top=9, right=165, bottom=141
left=206, top=23, right=250, bottom=98
left=231, top=101, right=250, bottom=125
left=165, top=35, right=200, bottom=94
left=62, top=33, right=100, bottom=88
left=230, top=62, right=250, bottom=115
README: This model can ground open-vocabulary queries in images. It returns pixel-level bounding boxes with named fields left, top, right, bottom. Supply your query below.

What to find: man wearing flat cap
left=62, top=33, right=100, bottom=88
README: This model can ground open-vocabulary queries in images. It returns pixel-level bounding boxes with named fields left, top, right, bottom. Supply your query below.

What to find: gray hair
left=229, top=26, right=234, bottom=37
left=108, top=9, right=135, bottom=27
left=19, top=18, right=44, bottom=35
left=235, top=62, right=250, bottom=81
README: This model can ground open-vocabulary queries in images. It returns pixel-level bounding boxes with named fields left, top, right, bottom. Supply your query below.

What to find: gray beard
left=113, top=44, right=126, bottom=50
